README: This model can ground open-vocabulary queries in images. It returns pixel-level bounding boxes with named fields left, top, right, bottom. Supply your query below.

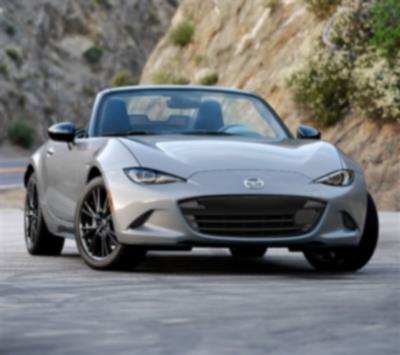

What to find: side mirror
left=296, top=125, right=321, bottom=140
left=48, top=122, right=76, bottom=143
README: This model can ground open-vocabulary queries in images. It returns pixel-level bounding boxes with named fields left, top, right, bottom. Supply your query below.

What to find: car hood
left=120, top=136, right=343, bottom=180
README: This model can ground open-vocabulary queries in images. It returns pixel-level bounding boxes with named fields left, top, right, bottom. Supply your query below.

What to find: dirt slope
left=141, top=0, right=400, bottom=210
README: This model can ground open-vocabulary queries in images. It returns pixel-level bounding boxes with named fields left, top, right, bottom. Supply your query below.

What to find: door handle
left=46, top=148, right=55, bottom=156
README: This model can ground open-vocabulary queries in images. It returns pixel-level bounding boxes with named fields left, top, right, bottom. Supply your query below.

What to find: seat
left=193, top=99, right=224, bottom=131
left=167, top=115, right=190, bottom=127
left=130, top=114, right=151, bottom=125
left=100, top=98, right=130, bottom=135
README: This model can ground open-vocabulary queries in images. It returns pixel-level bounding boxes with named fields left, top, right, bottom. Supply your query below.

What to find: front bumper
left=105, top=169, right=367, bottom=248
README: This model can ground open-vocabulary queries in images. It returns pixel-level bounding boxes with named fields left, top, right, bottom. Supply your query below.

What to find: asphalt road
left=0, top=159, right=27, bottom=188
left=0, top=209, right=399, bottom=355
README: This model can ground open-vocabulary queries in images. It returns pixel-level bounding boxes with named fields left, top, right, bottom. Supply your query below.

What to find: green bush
left=370, top=0, right=400, bottom=58
left=151, top=69, right=169, bottom=84
left=5, top=48, right=21, bottom=64
left=198, top=72, right=219, bottom=86
left=82, top=46, right=103, bottom=65
left=8, top=120, right=35, bottom=149
left=305, top=0, right=342, bottom=19
left=262, top=0, right=279, bottom=11
left=291, top=0, right=400, bottom=124
left=93, top=0, right=111, bottom=8
left=351, top=52, right=400, bottom=122
left=172, top=77, right=190, bottom=85
left=151, top=69, right=190, bottom=85
left=287, top=49, right=352, bottom=126
left=0, top=63, right=8, bottom=78
left=169, top=21, right=194, bottom=47
left=330, top=2, right=372, bottom=55
left=81, top=85, right=95, bottom=97
left=111, top=70, right=138, bottom=87
left=4, top=22, right=16, bottom=36
left=330, top=0, right=400, bottom=58
left=194, top=54, right=206, bottom=66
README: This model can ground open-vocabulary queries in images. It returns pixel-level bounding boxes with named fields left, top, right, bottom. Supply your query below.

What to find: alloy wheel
left=25, top=182, right=39, bottom=248
left=79, top=186, right=119, bottom=260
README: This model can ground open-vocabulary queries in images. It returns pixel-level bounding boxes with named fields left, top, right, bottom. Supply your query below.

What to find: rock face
left=0, top=0, right=178, bottom=141
left=141, top=0, right=400, bottom=210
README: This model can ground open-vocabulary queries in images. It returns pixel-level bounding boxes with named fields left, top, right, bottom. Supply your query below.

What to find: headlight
left=124, top=167, right=184, bottom=184
left=314, top=169, right=354, bottom=186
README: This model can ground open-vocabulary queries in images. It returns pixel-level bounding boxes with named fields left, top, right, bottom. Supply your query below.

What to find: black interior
left=99, top=97, right=226, bottom=135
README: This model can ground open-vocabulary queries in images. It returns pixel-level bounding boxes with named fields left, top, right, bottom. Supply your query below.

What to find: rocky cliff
left=0, top=0, right=178, bottom=141
left=141, top=0, right=400, bottom=210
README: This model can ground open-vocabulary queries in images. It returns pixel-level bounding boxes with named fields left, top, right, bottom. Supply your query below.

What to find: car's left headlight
left=124, top=167, right=185, bottom=184
left=314, top=169, right=354, bottom=186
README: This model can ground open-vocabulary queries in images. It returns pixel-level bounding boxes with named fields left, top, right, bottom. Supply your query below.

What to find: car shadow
left=58, top=249, right=361, bottom=279
left=133, top=252, right=357, bottom=279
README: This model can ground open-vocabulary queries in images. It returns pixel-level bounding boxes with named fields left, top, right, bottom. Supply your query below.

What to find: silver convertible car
left=24, top=86, right=378, bottom=271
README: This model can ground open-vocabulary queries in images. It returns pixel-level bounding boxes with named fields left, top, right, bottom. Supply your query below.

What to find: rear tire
left=303, top=193, right=379, bottom=272
left=229, top=246, right=267, bottom=258
left=24, top=174, right=65, bottom=255
left=75, top=177, right=146, bottom=270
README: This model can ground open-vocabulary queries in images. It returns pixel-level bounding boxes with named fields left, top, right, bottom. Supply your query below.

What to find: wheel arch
left=87, top=166, right=103, bottom=182
left=24, top=164, right=35, bottom=187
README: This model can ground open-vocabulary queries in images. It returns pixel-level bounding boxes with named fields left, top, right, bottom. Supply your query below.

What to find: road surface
left=0, top=159, right=27, bottom=188
left=0, top=209, right=399, bottom=355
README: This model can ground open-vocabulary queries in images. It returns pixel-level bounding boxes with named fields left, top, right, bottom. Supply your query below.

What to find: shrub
left=172, top=76, right=190, bottom=85
left=330, top=1, right=373, bottom=55
left=5, top=48, right=21, bottom=64
left=287, top=49, right=352, bottom=126
left=4, top=23, right=16, bottom=36
left=82, top=46, right=103, bottom=65
left=305, top=0, right=342, bottom=19
left=262, top=0, right=279, bottom=10
left=147, top=8, right=159, bottom=25
left=8, top=119, right=35, bottom=149
left=151, top=69, right=190, bottom=85
left=350, top=52, right=400, bottom=122
left=111, top=70, right=138, bottom=87
left=93, top=0, right=111, bottom=8
left=194, top=54, right=206, bottom=66
left=198, top=72, right=219, bottom=86
left=0, top=63, right=8, bottom=78
left=292, top=0, right=400, bottom=124
left=370, top=0, right=400, bottom=58
left=151, top=69, right=170, bottom=84
left=81, top=85, right=95, bottom=97
left=169, top=21, right=194, bottom=47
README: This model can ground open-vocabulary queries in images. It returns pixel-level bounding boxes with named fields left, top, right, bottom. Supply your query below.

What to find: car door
left=43, top=138, right=93, bottom=223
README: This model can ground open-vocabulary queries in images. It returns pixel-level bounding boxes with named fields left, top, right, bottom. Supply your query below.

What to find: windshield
left=95, top=89, right=289, bottom=139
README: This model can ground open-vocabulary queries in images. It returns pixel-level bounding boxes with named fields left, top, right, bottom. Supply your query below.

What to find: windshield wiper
left=174, top=131, right=236, bottom=136
left=105, top=130, right=237, bottom=137
left=104, top=130, right=158, bottom=137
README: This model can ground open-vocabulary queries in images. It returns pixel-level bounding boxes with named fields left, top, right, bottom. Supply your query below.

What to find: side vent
left=129, top=210, right=153, bottom=229
left=341, top=212, right=358, bottom=231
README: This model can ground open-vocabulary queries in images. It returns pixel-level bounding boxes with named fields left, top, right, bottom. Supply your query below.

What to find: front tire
left=229, top=246, right=267, bottom=258
left=24, top=174, right=65, bottom=255
left=75, top=177, right=146, bottom=270
left=303, top=193, right=379, bottom=272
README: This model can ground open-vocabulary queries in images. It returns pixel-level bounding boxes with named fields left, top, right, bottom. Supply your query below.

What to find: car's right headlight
left=314, top=169, right=354, bottom=187
left=124, top=167, right=185, bottom=184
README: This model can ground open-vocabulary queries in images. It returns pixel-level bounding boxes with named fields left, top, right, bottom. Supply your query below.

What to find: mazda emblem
left=244, top=178, right=265, bottom=189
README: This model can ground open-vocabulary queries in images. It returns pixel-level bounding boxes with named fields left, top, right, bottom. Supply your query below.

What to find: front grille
left=179, top=196, right=325, bottom=237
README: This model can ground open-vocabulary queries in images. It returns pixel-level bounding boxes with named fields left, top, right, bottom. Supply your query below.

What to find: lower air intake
left=179, top=195, right=325, bottom=238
